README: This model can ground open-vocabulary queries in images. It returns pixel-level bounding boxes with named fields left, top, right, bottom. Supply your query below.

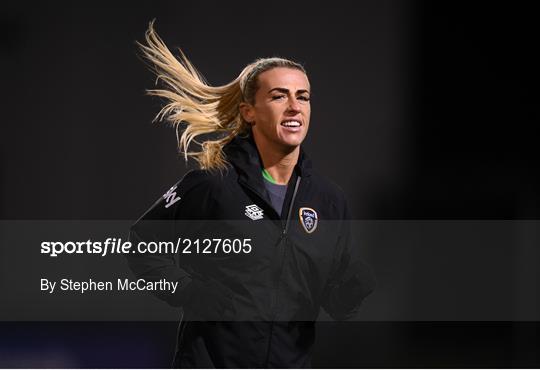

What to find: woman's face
left=242, top=67, right=311, bottom=153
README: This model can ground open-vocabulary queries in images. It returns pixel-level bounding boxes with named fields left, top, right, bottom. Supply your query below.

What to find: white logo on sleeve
left=163, top=185, right=181, bottom=209
left=245, top=204, right=264, bottom=220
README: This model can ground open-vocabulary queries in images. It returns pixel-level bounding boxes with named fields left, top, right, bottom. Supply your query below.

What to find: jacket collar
left=223, top=131, right=312, bottom=196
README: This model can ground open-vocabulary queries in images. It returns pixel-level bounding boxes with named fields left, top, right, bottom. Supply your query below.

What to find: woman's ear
left=239, top=102, right=255, bottom=125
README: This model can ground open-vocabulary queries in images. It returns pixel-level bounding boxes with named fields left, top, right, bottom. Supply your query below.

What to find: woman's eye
left=298, top=96, right=310, bottom=101
left=271, top=95, right=286, bottom=100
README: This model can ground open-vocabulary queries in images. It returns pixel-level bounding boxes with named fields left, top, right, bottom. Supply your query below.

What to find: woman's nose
left=287, top=97, right=301, bottom=111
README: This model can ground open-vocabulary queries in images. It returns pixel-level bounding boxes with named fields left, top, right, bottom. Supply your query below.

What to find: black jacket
left=128, top=133, right=375, bottom=368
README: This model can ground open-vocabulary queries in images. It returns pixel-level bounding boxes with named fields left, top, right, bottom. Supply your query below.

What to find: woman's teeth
left=281, top=120, right=301, bottom=127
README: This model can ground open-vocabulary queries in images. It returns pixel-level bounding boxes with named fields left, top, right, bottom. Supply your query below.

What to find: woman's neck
left=255, top=141, right=300, bottom=185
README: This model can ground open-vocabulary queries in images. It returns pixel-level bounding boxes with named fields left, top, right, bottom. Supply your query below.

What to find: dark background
left=1, top=0, right=539, bottom=367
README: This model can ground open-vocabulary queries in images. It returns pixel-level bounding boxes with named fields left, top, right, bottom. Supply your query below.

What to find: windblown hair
left=137, top=21, right=307, bottom=171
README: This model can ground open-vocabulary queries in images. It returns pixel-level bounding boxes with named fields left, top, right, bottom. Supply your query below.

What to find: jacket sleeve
left=321, top=198, right=376, bottom=320
left=126, top=170, right=213, bottom=307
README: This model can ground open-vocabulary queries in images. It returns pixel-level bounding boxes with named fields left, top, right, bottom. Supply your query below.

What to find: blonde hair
left=137, top=21, right=307, bottom=171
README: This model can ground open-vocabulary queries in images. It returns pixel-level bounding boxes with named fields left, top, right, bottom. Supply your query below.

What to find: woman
left=128, top=21, right=375, bottom=368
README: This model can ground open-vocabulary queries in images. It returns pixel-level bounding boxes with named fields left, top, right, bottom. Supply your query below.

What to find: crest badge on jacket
left=299, top=207, right=318, bottom=233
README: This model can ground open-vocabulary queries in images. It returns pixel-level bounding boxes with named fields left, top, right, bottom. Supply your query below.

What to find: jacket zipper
left=238, top=175, right=302, bottom=367
left=270, top=175, right=301, bottom=317
left=264, top=176, right=301, bottom=367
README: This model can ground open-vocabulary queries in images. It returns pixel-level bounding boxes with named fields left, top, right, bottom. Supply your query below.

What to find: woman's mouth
left=281, top=120, right=301, bottom=127
left=280, top=120, right=302, bottom=132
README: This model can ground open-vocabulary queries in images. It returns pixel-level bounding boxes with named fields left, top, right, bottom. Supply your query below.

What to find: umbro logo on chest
left=245, top=204, right=264, bottom=220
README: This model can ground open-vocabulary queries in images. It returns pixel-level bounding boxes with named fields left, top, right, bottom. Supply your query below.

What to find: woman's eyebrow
left=267, top=87, right=310, bottom=94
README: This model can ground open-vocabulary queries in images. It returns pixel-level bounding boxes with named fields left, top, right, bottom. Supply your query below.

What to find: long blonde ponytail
left=137, top=21, right=306, bottom=171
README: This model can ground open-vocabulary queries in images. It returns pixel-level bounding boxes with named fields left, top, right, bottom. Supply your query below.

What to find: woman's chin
left=277, top=132, right=306, bottom=148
